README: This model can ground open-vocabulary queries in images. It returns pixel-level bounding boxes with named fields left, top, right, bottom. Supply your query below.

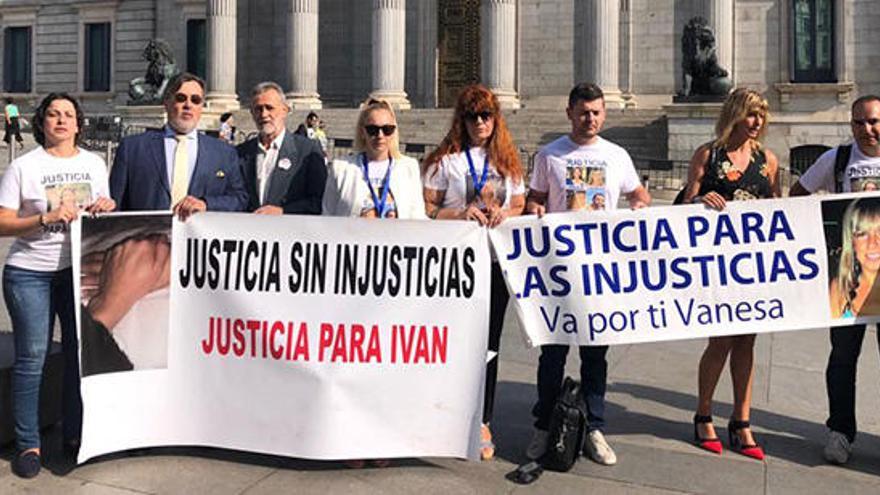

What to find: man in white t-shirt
left=790, top=94, right=880, bottom=465
left=524, top=82, right=651, bottom=466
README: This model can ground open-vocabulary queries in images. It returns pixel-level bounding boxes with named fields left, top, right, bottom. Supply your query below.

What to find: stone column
left=370, top=0, right=410, bottom=109
left=205, top=0, right=239, bottom=110
left=287, top=0, right=322, bottom=109
left=584, top=0, right=624, bottom=109
left=481, top=0, right=520, bottom=109
left=707, top=0, right=734, bottom=82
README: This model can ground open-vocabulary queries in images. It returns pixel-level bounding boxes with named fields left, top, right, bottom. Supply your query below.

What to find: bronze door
left=438, top=0, right=480, bottom=108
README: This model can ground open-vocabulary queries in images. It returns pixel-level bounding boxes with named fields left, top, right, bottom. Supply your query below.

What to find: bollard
left=7, top=140, right=15, bottom=163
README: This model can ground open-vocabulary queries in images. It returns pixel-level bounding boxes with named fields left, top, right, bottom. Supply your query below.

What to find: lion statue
left=128, top=39, right=179, bottom=105
left=679, top=17, right=732, bottom=98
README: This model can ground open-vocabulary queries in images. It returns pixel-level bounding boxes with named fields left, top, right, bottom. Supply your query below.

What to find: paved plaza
left=0, top=141, right=879, bottom=494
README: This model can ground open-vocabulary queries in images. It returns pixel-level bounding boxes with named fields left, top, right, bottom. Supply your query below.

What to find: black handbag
left=539, top=376, right=587, bottom=472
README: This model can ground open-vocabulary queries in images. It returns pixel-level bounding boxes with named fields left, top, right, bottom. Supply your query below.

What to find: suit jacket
left=237, top=131, right=327, bottom=214
left=110, top=129, right=248, bottom=211
left=323, top=154, right=427, bottom=219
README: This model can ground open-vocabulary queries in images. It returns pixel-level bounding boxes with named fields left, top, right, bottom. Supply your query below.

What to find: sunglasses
left=465, top=111, right=494, bottom=122
left=173, top=93, right=204, bottom=105
left=364, top=124, right=397, bottom=137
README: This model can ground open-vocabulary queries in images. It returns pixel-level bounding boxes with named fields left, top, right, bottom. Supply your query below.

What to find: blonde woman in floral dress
left=683, top=88, right=780, bottom=461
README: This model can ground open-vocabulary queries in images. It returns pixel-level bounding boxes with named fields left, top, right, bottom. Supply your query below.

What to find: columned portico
left=205, top=0, right=239, bottom=110
left=481, top=0, right=520, bottom=109
left=370, top=0, right=410, bottom=109
left=287, top=0, right=322, bottom=109
left=707, top=0, right=734, bottom=82
left=584, top=0, right=624, bottom=109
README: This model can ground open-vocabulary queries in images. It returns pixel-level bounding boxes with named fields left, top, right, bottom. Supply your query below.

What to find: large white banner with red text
left=73, top=213, right=490, bottom=462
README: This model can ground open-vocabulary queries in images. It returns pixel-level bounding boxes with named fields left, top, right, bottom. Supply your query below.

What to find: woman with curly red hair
left=423, top=84, right=524, bottom=461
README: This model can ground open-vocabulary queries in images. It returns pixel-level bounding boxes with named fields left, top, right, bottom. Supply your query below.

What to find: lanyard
left=465, top=148, right=489, bottom=198
left=361, top=154, right=394, bottom=218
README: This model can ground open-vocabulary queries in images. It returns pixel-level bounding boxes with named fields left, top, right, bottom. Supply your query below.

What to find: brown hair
left=424, top=84, right=522, bottom=182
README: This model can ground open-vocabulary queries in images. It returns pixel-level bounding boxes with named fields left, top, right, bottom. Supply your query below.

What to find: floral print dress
left=700, top=146, right=772, bottom=201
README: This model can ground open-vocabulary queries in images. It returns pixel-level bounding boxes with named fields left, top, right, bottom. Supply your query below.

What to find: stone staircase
left=234, top=107, right=669, bottom=157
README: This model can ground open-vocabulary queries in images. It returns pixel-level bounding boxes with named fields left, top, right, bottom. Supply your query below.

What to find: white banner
left=74, top=213, right=490, bottom=462
left=489, top=193, right=880, bottom=347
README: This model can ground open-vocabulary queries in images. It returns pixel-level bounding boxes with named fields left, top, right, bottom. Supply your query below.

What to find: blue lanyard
left=361, top=154, right=394, bottom=218
left=465, top=148, right=489, bottom=197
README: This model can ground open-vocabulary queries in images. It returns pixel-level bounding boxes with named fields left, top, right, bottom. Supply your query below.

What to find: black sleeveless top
left=700, top=146, right=773, bottom=201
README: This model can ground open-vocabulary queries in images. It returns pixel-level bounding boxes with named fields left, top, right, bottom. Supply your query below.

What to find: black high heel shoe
left=693, top=414, right=723, bottom=454
left=727, top=418, right=764, bottom=460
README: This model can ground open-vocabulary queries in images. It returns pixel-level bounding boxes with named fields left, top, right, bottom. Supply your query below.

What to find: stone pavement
left=0, top=140, right=880, bottom=493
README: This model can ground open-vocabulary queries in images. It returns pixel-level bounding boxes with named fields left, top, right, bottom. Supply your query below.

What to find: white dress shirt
left=256, top=131, right=286, bottom=205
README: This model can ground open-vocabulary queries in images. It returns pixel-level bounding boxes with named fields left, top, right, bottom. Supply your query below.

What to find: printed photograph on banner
left=79, top=213, right=172, bottom=377
left=46, top=182, right=92, bottom=211
left=822, top=196, right=880, bottom=319
left=466, top=168, right=507, bottom=212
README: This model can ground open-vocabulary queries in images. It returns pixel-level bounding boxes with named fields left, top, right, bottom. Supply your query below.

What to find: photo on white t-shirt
left=466, top=168, right=507, bottom=212
left=46, top=182, right=93, bottom=211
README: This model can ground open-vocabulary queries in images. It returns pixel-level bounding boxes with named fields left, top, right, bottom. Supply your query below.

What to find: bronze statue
left=128, top=39, right=179, bottom=105
left=677, top=17, right=732, bottom=101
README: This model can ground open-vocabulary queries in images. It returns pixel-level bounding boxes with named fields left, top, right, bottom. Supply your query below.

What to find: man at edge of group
left=109, top=72, right=248, bottom=217
left=524, top=82, right=651, bottom=466
left=790, top=93, right=880, bottom=466
left=237, top=82, right=326, bottom=215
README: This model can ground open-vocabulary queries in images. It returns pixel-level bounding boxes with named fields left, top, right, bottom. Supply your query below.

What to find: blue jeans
left=533, top=344, right=608, bottom=432
left=3, top=264, right=82, bottom=451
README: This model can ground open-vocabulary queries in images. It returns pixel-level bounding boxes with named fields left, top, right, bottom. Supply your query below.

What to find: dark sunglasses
left=465, top=111, right=494, bottom=122
left=173, top=93, right=204, bottom=105
left=852, top=118, right=880, bottom=127
left=364, top=124, right=397, bottom=137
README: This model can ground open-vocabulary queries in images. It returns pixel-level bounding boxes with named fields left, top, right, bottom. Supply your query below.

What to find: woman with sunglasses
left=423, top=84, right=525, bottom=461
left=323, top=99, right=426, bottom=219
left=0, top=93, right=116, bottom=478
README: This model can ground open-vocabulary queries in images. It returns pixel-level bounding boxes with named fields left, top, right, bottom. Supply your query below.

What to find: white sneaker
left=526, top=428, right=549, bottom=460
left=824, top=430, right=852, bottom=465
left=585, top=430, right=617, bottom=466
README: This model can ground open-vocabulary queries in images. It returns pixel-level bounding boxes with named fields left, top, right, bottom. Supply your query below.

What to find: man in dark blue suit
left=237, top=81, right=326, bottom=215
left=110, top=72, right=248, bottom=217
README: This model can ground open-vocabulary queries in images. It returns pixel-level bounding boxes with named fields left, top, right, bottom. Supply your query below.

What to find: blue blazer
left=110, top=129, right=248, bottom=211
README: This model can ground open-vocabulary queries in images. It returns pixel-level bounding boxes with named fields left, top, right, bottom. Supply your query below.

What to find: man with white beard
left=238, top=81, right=326, bottom=215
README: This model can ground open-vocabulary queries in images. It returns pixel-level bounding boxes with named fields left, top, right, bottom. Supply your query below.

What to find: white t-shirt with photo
left=530, top=135, right=641, bottom=214
left=0, top=147, right=110, bottom=271
left=360, top=157, right=398, bottom=217
left=424, top=146, right=526, bottom=210
left=798, top=144, right=880, bottom=193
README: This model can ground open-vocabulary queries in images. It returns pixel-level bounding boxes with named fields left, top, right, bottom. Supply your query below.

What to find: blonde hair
left=354, top=98, right=401, bottom=160
left=714, top=88, right=770, bottom=149
left=837, top=198, right=880, bottom=313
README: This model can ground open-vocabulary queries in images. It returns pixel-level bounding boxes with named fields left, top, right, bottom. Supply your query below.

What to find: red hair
left=424, top=84, right=523, bottom=182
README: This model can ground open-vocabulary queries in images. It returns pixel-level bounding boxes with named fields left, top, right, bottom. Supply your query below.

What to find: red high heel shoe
left=728, top=418, right=764, bottom=461
left=693, top=414, right=723, bottom=454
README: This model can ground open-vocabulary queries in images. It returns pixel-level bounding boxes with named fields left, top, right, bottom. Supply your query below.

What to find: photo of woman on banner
left=322, top=98, right=426, bottom=219
left=423, top=84, right=525, bottom=461
left=827, top=196, right=880, bottom=318
left=79, top=214, right=172, bottom=377
left=683, top=88, right=779, bottom=461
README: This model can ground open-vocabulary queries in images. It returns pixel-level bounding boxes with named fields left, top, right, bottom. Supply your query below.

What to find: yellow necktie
left=171, top=134, right=189, bottom=206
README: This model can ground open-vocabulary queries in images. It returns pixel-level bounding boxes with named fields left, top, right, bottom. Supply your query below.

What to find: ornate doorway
left=438, top=0, right=480, bottom=107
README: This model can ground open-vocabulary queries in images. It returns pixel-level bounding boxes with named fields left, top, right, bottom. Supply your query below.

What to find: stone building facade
left=0, top=0, right=876, bottom=170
